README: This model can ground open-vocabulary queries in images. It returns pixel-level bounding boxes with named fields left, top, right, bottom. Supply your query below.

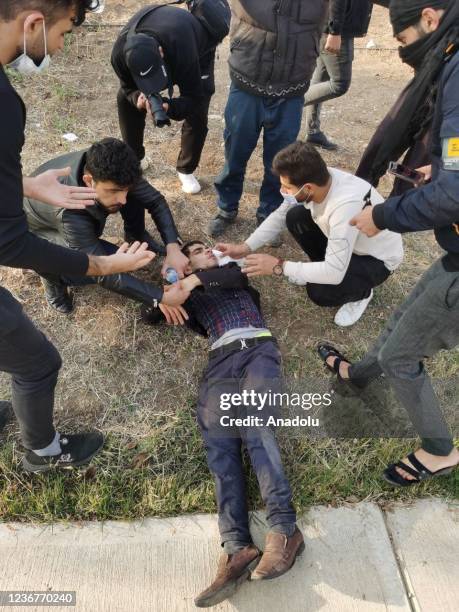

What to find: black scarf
left=356, top=0, right=459, bottom=189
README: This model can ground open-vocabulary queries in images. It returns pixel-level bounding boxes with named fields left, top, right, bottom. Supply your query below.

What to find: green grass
left=1, top=424, right=457, bottom=523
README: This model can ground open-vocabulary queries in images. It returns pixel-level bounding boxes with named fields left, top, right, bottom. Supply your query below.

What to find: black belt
left=209, top=335, right=277, bottom=359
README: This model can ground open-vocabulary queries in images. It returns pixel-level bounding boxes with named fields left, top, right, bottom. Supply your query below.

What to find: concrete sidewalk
left=0, top=499, right=457, bottom=612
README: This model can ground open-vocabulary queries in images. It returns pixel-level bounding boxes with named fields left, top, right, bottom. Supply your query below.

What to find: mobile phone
left=388, top=162, right=425, bottom=186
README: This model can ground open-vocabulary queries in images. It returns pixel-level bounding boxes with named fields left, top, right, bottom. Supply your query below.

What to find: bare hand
left=161, top=244, right=188, bottom=279
left=25, top=168, right=97, bottom=209
left=159, top=303, right=189, bottom=326
left=215, top=242, right=251, bottom=259
left=242, top=254, right=278, bottom=277
left=349, top=207, right=381, bottom=237
left=416, top=164, right=432, bottom=182
left=161, top=282, right=190, bottom=307
left=87, top=242, right=155, bottom=276
left=325, top=34, right=342, bottom=55
left=137, top=93, right=152, bottom=114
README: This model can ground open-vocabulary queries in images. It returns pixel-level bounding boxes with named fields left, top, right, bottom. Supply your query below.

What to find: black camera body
left=147, top=94, right=171, bottom=128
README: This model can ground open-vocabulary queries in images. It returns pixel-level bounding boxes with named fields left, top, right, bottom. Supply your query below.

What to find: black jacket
left=372, top=51, right=459, bottom=271
left=111, top=5, right=216, bottom=121
left=326, top=0, right=373, bottom=38
left=143, top=263, right=262, bottom=339
left=24, top=149, right=181, bottom=305
left=229, top=0, right=328, bottom=98
left=0, top=66, right=89, bottom=334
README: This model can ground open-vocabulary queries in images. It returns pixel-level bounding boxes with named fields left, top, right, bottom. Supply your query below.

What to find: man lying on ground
left=24, top=137, right=189, bottom=321
left=217, top=141, right=404, bottom=327
left=142, top=241, right=303, bottom=608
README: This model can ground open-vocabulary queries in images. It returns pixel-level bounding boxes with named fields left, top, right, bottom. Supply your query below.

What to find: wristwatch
left=272, top=258, right=284, bottom=277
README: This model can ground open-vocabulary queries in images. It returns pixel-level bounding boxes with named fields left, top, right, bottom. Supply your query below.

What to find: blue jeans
left=197, top=341, right=296, bottom=545
left=215, top=84, right=304, bottom=220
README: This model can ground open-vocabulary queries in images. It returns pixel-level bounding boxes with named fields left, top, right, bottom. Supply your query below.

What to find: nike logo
left=140, top=65, right=154, bottom=76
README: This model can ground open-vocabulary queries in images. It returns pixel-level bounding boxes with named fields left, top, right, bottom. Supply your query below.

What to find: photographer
left=111, top=2, right=228, bottom=195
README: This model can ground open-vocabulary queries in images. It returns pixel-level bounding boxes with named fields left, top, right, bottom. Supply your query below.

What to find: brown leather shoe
left=194, top=544, right=261, bottom=608
left=251, top=527, right=305, bottom=581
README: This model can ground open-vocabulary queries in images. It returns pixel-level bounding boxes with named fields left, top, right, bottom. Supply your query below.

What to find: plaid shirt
left=189, top=282, right=266, bottom=345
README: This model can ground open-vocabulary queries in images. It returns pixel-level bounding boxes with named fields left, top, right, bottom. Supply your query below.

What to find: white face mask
left=8, top=20, right=50, bottom=75
left=280, top=184, right=311, bottom=206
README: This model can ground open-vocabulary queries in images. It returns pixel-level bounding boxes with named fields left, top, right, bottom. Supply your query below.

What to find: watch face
left=273, top=264, right=283, bottom=276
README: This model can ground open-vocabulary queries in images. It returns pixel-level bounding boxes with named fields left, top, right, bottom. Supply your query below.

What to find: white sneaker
left=334, top=290, right=374, bottom=327
left=178, top=172, right=201, bottom=194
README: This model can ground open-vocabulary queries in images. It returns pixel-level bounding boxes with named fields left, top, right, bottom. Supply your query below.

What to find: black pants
left=0, top=287, right=61, bottom=450
left=117, top=90, right=212, bottom=174
left=286, top=205, right=390, bottom=307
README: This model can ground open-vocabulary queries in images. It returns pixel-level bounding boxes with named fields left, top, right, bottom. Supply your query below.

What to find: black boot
left=42, top=279, right=74, bottom=315
left=207, top=214, right=237, bottom=237
left=306, top=131, right=338, bottom=151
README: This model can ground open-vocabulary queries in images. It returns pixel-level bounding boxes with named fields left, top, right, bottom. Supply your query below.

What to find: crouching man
left=217, top=141, right=404, bottom=327
left=142, top=241, right=303, bottom=607
left=24, top=138, right=189, bottom=317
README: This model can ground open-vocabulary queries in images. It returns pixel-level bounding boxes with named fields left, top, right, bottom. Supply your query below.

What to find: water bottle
left=165, top=268, right=179, bottom=284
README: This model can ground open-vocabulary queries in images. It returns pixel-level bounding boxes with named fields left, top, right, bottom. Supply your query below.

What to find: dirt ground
left=0, top=5, right=450, bottom=456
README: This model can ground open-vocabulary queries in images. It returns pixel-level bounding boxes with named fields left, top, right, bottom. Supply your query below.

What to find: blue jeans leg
left=238, top=342, right=296, bottom=528
left=214, top=85, right=264, bottom=217
left=259, top=96, right=304, bottom=219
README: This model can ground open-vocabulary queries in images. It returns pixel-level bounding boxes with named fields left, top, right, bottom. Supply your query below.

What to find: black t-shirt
left=0, top=65, right=89, bottom=277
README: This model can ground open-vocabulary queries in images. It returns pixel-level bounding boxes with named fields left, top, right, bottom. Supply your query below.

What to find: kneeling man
left=218, top=141, right=404, bottom=326
left=142, top=241, right=303, bottom=607
left=24, top=138, right=188, bottom=315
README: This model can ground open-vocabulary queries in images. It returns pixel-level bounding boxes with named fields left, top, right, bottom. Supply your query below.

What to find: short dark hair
left=0, top=1, right=99, bottom=26
left=272, top=141, right=330, bottom=187
left=84, top=138, right=142, bottom=188
left=181, top=240, right=205, bottom=258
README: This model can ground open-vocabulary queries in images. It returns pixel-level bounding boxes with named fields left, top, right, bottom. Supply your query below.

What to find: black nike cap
left=124, top=33, right=169, bottom=96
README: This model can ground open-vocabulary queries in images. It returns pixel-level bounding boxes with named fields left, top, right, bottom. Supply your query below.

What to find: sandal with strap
left=317, top=342, right=369, bottom=389
left=383, top=452, right=458, bottom=488
left=317, top=343, right=351, bottom=383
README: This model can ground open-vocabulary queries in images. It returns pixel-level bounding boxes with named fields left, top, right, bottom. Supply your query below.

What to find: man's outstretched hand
left=214, top=242, right=251, bottom=259
left=87, top=242, right=155, bottom=276
left=24, top=167, right=97, bottom=210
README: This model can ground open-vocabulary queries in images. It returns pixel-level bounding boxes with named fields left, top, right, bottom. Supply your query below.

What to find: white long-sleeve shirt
left=245, top=168, right=404, bottom=286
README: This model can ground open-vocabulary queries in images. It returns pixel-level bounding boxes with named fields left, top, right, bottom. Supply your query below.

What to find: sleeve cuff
left=372, top=204, right=387, bottom=230
left=328, top=21, right=342, bottom=35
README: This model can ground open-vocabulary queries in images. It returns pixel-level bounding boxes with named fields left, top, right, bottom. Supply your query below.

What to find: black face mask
left=399, top=30, right=435, bottom=71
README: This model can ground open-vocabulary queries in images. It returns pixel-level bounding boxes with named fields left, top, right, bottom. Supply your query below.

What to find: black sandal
left=317, top=342, right=370, bottom=390
left=317, top=343, right=350, bottom=383
left=383, top=452, right=458, bottom=488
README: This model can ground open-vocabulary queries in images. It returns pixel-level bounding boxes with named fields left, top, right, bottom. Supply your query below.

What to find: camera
left=147, top=94, right=171, bottom=128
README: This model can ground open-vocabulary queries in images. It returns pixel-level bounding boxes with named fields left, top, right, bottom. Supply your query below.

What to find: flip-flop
left=383, top=451, right=458, bottom=487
